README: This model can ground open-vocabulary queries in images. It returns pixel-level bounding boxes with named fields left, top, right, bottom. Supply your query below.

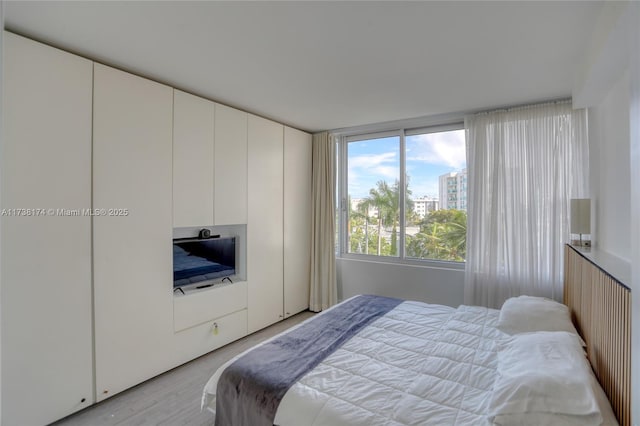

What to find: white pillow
left=488, top=331, right=602, bottom=426
left=497, top=295, right=584, bottom=343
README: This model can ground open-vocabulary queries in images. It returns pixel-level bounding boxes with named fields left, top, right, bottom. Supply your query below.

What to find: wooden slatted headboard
left=564, top=244, right=631, bottom=426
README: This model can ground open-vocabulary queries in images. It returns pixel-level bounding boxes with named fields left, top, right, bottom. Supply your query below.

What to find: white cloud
left=406, top=130, right=466, bottom=169
left=348, top=151, right=399, bottom=180
left=349, top=151, right=397, bottom=169
left=348, top=151, right=399, bottom=196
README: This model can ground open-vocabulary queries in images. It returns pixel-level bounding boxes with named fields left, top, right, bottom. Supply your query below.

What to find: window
left=338, top=125, right=467, bottom=264
left=346, top=134, right=400, bottom=257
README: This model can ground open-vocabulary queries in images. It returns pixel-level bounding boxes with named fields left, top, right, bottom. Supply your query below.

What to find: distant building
left=413, top=196, right=439, bottom=218
left=439, top=169, right=467, bottom=211
left=350, top=197, right=365, bottom=212
left=354, top=195, right=438, bottom=219
left=350, top=197, right=378, bottom=218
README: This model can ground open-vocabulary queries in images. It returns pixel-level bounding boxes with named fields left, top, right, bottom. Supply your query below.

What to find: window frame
left=337, top=122, right=466, bottom=270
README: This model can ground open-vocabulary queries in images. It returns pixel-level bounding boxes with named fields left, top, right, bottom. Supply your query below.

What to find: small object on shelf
left=570, top=198, right=591, bottom=248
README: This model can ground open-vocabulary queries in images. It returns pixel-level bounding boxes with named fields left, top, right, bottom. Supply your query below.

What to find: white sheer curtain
left=309, top=131, right=338, bottom=312
left=464, top=102, right=588, bottom=309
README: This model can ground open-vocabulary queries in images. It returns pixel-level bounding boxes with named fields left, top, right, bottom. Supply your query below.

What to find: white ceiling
left=4, top=1, right=602, bottom=133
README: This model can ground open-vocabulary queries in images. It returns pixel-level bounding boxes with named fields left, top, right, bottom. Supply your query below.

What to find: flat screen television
left=172, top=237, right=236, bottom=288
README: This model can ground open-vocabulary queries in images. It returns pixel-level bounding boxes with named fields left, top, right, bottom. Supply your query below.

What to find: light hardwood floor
left=52, top=311, right=315, bottom=426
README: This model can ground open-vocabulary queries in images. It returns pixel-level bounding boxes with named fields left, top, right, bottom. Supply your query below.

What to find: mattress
left=204, top=299, right=504, bottom=425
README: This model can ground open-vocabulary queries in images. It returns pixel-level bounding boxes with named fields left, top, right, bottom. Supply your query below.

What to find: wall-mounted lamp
left=570, top=198, right=591, bottom=247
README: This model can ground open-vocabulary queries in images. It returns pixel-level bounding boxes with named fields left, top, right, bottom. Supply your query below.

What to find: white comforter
left=204, top=300, right=504, bottom=425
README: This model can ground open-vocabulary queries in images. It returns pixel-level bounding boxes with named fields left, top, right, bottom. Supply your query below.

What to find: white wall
left=574, top=1, right=639, bottom=422
left=588, top=70, right=630, bottom=260
left=337, top=259, right=465, bottom=307
left=588, top=64, right=639, bottom=424
left=629, top=2, right=640, bottom=425
left=0, top=2, right=5, bottom=419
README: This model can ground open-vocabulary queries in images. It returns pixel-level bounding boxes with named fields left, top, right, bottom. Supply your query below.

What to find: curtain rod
left=475, top=97, right=572, bottom=116
left=327, top=97, right=572, bottom=136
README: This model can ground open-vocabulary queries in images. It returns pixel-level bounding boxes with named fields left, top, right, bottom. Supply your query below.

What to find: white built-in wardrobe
left=1, top=32, right=312, bottom=426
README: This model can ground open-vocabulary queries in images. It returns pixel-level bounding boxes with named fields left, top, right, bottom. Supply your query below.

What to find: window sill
left=337, top=253, right=465, bottom=271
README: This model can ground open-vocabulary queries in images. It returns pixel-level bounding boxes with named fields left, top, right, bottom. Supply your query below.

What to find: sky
left=347, top=129, right=466, bottom=199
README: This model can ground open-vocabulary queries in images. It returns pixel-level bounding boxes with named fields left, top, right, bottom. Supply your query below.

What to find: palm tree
left=382, top=180, right=414, bottom=256
left=347, top=196, right=367, bottom=254
left=360, top=179, right=415, bottom=256
left=412, top=209, right=467, bottom=261
left=356, top=202, right=371, bottom=254
left=361, top=181, right=395, bottom=255
left=443, top=219, right=467, bottom=260
left=407, top=221, right=448, bottom=259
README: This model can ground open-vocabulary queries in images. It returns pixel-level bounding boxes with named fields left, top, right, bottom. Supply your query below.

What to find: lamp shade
left=570, top=199, right=591, bottom=234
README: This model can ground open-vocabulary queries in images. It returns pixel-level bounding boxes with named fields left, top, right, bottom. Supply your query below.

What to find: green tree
left=347, top=196, right=366, bottom=254
left=442, top=219, right=466, bottom=260
left=361, top=179, right=414, bottom=256
left=360, top=181, right=392, bottom=255
left=408, top=209, right=467, bottom=261
left=349, top=179, right=417, bottom=257
left=420, top=209, right=466, bottom=229
left=407, top=222, right=443, bottom=259
left=347, top=201, right=375, bottom=254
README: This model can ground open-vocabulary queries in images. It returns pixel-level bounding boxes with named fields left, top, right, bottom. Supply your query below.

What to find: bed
left=203, top=296, right=618, bottom=426
left=202, top=245, right=630, bottom=426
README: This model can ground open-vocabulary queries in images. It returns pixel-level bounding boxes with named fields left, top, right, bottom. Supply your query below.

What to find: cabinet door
left=1, top=32, right=94, bottom=425
left=283, top=127, right=312, bottom=317
left=173, top=90, right=215, bottom=227
left=93, top=64, right=174, bottom=401
left=247, top=115, right=284, bottom=333
left=214, top=104, right=248, bottom=225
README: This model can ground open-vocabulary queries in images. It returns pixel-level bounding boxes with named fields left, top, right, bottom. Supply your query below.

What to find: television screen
left=172, top=237, right=236, bottom=288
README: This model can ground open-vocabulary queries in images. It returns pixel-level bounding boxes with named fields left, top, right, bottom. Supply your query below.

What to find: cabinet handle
left=81, top=398, right=86, bottom=403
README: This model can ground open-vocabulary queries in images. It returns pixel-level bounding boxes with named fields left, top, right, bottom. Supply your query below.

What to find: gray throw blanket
left=215, top=294, right=403, bottom=426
